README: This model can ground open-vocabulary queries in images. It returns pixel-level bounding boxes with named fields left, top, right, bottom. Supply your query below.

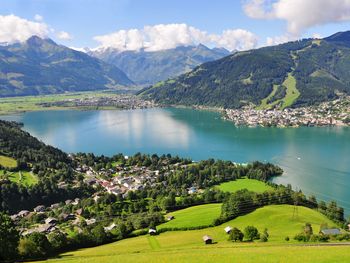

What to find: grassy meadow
left=281, top=73, right=300, bottom=109
left=158, top=203, right=222, bottom=230
left=35, top=205, right=349, bottom=263
left=0, top=91, right=125, bottom=115
left=0, top=170, right=38, bottom=186
left=216, top=178, right=273, bottom=193
left=257, top=73, right=300, bottom=110
left=0, top=155, right=17, bottom=168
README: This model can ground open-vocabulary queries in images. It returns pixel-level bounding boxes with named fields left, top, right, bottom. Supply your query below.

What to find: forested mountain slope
left=0, top=36, right=133, bottom=97
left=141, top=31, right=350, bottom=109
left=90, top=44, right=230, bottom=85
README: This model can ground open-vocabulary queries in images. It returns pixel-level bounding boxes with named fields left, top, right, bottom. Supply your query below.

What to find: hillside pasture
left=37, top=205, right=347, bottom=263
left=0, top=155, right=17, bottom=168
left=216, top=178, right=273, bottom=193
left=158, top=203, right=222, bottom=230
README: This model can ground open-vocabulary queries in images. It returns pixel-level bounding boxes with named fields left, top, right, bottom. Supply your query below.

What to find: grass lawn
left=0, top=155, right=17, bottom=168
left=1, top=170, right=39, bottom=186
left=257, top=73, right=300, bottom=110
left=216, top=178, right=273, bottom=193
left=0, top=91, right=129, bottom=115
left=257, top=84, right=280, bottom=110
left=36, top=205, right=348, bottom=263
left=281, top=73, right=300, bottom=109
left=158, top=203, right=222, bottom=230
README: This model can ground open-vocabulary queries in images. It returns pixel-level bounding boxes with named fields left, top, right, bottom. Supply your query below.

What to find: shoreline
left=1, top=93, right=349, bottom=128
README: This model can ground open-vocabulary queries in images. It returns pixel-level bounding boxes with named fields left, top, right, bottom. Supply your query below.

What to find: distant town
left=224, top=96, right=350, bottom=127
left=37, top=94, right=157, bottom=110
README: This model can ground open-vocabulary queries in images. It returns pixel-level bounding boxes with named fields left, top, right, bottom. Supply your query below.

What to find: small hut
left=320, top=228, right=341, bottom=236
left=149, top=228, right=157, bottom=235
left=202, top=235, right=213, bottom=244
left=224, top=226, right=232, bottom=234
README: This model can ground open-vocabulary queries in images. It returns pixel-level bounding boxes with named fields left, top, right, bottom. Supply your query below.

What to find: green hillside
left=158, top=203, right=222, bottom=229
left=216, top=178, right=273, bottom=193
left=141, top=31, right=350, bottom=109
left=36, top=205, right=347, bottom=263
left=91, top=44, right=230, bottom=85
left=0, top=155, right=17, bottom=168
left=0, top=36, right=133, bottom=97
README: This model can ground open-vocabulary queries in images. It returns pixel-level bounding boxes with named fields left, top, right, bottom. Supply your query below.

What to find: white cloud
left=93, top=23, right=258, bottom=52
left=0, top=14, right=48, bottom=43
left=312, top=33, right=322, bottom=39
left=57, top=31, right=73, bottom=40
left=70, top=46, right=90, bottom=53
left=34, top=14, right=43, bottom=22
left=209, top=29, right=258, bottom=51
left=243, top=0, right=350, bottom=36
left=266, top=34, right=296, bottom=46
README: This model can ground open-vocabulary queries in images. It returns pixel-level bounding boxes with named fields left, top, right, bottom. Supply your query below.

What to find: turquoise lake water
left=2, top=108, right=350, bottom=213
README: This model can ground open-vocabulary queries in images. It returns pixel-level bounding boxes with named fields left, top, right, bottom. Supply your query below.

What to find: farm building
left=149, top=228, right=157, bottom=235
left=202, top=235, right=213, bottom=244
left=224, top=226, right=232, bottom=234
left=45, top=217, right=58, bottom=225
left=320, top=228, right=341, bottom=235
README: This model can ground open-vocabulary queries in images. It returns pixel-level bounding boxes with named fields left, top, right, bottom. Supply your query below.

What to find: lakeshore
left=224, top=96, right=350, bottom=127
left=1, top=107, right=350, bottom=214
left=0, top=91, right=155, bottom=115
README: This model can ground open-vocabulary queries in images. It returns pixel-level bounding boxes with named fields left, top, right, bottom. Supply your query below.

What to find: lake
left=2, top=108, right=350, bottom=213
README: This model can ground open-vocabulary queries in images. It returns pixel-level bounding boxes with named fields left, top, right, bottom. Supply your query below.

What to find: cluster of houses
left=224, top=95, right=350, bottom=127
left=38, top=94, right=156, bottom=110
left=10, top=198, right=86, bottom=236
left=79, top=163, right=161, bottom=196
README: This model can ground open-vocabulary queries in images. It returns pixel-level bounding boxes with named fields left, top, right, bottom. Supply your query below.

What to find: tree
left=0, top=212, right=20, bottom=261
left=304, top=223, right=313, bottom=236
left=244, top=226, right=260, bottom=241
left=18, top=238, right=37, bottom=259
left=260, top=228, right=269, bottom=242
left=228, top=227, right=243, bottom=242
left=91, top=225, right=109, bottom=245
left=19, top=232, right=52, bottom=259
left=48, top=231, right=68, bottom=251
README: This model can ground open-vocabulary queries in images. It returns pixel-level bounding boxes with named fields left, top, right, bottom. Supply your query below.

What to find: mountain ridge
left=140, top=31, right=350, bottom=109
left=0, top=36, right=133, bottom=97
left=89, top=44, right=230, bottom=85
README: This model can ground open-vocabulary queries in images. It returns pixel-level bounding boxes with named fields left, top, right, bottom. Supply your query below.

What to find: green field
left=281, top=73, right=300, bottom=109
left=216, top=178, right=273, bottom=193
left=0, top=91, right=127, bottom=115
left=0, top=155, right=17, bottom=168
left=37, top=205, right=348, bottom=263
left=158, top=203, right=222, bottom=230
left=257, top=73, right=300, bottom=110
left=257, top=84, right=280, bottom=110
left=0, top=170, right=38, bottom=186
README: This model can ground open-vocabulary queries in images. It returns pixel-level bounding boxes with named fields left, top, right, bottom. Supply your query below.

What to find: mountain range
left=140, top=31, right=350, bottom=109
left=0, top=36, right=133, bottom=97
left=89, top=44, right=230, bottom=85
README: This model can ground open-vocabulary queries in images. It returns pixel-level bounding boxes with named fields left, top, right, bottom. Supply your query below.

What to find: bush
left=244, top=226, right=260, bottom=241
left=228, top=227, right=244, bottom=242
left=294, top=233, right=309, bottom=242
left=260, top=233, right=268, bottom=242
left=336, top=233, right=350, bottom=241
left=285, top=236, right=290, bottom=241
left=19, top=232, right=52, bottom=259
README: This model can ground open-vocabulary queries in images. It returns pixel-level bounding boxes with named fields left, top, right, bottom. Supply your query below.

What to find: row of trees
left=228, top=226, right=269, bottom=242
left=220, top=186, right=345, bottom=224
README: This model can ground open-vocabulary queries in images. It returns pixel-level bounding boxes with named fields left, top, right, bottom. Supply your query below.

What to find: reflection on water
left=1, top=108, right=350, bottom=214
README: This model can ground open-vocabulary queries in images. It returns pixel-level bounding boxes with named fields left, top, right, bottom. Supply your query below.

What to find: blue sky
left=1, top=0, right=350, bottom=51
